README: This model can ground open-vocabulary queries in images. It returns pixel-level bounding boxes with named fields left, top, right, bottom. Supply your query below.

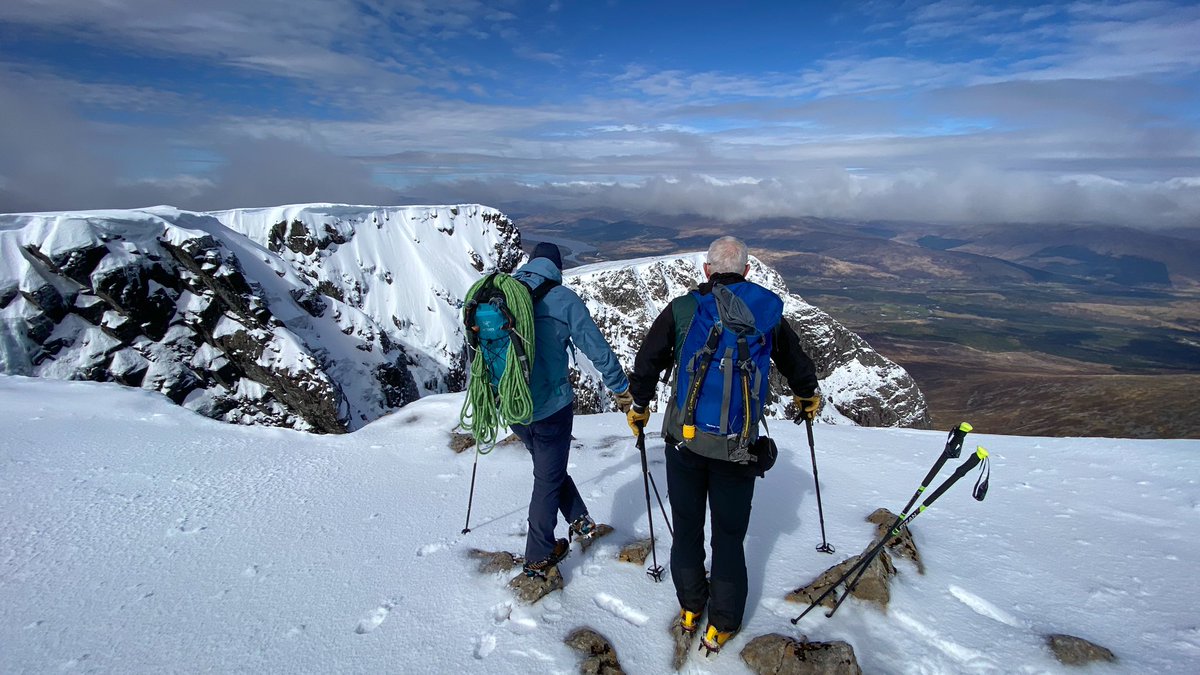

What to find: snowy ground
left=2, top=375, right=1198, bottom=674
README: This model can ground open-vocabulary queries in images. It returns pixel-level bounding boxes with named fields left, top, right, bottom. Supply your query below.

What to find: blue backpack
left=665, top=282, right=782, bottom=463
left=463, top=273, right=558, bottom=388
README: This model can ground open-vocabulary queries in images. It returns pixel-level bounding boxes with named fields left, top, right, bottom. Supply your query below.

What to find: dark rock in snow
left=740, top=633, right=861, bottom=675
left=1045, top=633, right=1117, bottom=666
left=866, top=507, right=924, bottom=574
left=786, top=549, right=897, bottom=611
left=449, top=432, right=476, bottom=454
left=618, top=538, right=652, bottom=566
left=564, top=627, right=625, bottom=674
left=508, top=566, right=563, bottom=604
left=467, top=549, right=521, bottom=574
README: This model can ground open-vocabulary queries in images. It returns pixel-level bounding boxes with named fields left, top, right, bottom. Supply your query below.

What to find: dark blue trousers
left=666, top=440, right=758, bottom=632
left=510, top=402, right=587, bottom=563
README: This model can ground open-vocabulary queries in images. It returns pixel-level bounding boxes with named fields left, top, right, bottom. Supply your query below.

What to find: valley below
left=520, top=212, right=1200, bottom=439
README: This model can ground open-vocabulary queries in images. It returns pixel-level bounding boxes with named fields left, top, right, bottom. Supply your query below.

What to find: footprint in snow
left=474, top=633, right=497, bottom=659
left=593, top=592, right=648, bottom=626
left=417, top=542, right=448, bottom=557
left=355, top=602, right=394, bottom=634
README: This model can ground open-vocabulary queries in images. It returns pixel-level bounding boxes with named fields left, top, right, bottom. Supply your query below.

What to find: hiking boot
left=679, top=608, right=701, bottom=635
left=568, top=514, right=597, bottom=540
left=699, top=624, right=736, bottom=656
left=522, top=538, right=569, bottom=578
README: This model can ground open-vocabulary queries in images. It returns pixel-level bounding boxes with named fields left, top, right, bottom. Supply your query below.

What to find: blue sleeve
left=559, top=288, right=630, bottom=394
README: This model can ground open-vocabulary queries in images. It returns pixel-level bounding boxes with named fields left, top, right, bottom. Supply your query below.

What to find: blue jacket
left=512, top=257, right=629, bottom=421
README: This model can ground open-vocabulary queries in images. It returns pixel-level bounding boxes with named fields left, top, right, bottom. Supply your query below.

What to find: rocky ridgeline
left=564, top=254, right=930, bottom=428
left=1, top=204, right=928, bottom=431
left=0, top=204, right=519, bottom=431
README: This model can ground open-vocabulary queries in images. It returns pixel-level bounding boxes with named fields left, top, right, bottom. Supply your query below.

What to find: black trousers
left=510, top=402, right=587, bottom=563
left=665, top=440, right=758, bottom=632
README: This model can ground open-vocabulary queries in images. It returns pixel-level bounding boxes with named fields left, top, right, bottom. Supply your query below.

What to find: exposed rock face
left=564, top=254, right=930, bottom=428
left=618, top=538, right=652, bottom=565
left=741, top=634, right=862, bottom=675
left=0, top=205, right=518, bottom=432
left=1045, top=634, right=1118, bottom=666
left=564, top=627, right=625, bottom=674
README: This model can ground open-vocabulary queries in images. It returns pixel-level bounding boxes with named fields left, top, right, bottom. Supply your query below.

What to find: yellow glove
left=614, top=390, right=634, bottom=413
left=794, top=394, right=821, bottom=421
left=627, top=405, right=650, bottom=436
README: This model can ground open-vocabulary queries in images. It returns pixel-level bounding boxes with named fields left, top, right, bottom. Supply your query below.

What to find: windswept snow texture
left=2, top=375, right=1196, bottom=673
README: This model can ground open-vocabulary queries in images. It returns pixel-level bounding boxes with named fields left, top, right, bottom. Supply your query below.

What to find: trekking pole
left=637, top=424, right=666, bottom=582
left=823, top=444, right=990, bottom=619
left=648, top=467, right=673, bottom=537
left=791, top=423, right=981, bottom=624
left=461, top=446, right=481, bottom=534
left=804, top=417, right=835, bottom=554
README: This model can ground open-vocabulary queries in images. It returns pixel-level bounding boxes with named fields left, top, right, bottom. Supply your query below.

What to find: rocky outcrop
left=741, top=634, right=861, bottom=675
left=564, top=254, right=930, bottom=428
left=564, top=627, right=625, bottom=674
left=787, top=549, right=898, bottom=612
left=866, top=508, right=924, bottom=574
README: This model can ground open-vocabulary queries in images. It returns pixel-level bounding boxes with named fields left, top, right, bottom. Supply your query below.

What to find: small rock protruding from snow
left=618, top=538, right=652, bottom=565
left=865, top=507, right=925, bottom=574
left=786, top=549, right=897, bottom=611
left=466, top=549, right=521, bottom=574
left=1045, top=633, right=1118, bottom=666
left=507, top=566, right=564, bottom=604
left=740, top=633, right=862, bottom=675
left=564, top=626, right=625, bottom=674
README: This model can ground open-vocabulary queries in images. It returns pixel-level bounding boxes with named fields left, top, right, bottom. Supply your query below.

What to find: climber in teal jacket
left=508, top=243, right=632, bottom=578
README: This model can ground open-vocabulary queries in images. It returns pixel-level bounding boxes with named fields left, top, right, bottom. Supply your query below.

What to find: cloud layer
left=0, top=0, right=1197, bottom=226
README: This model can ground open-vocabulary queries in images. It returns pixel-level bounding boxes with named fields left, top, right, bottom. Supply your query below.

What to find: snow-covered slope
left=565, top=253, right=929, bottom=427
left=1, top=375, right=1196, bottom=673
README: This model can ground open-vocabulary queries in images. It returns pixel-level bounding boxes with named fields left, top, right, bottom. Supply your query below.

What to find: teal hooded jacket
left=511, top=257, right=629, bottom=422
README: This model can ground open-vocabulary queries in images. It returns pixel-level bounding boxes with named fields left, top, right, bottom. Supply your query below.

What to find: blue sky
left=1, top=0, right=1198, bottom=226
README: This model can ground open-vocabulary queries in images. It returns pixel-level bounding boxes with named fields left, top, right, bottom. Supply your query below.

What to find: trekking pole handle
left=919, top=446, right=986, bottom=509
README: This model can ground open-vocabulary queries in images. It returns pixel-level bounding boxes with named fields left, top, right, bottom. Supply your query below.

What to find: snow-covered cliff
left=0, top=204, right=519, bottom=431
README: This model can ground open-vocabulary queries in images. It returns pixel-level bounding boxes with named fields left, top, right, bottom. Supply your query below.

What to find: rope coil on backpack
left=458, top=274, right=537, bottom=449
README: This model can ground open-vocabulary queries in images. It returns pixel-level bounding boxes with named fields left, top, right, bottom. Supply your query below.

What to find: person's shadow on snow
left=744, top=427, right=812, bottom=624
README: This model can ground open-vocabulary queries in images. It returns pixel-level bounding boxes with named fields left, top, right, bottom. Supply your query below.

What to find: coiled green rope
left=458, top=275, right=537, bottom=450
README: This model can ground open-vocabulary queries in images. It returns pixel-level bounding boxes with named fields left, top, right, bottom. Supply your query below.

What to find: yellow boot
left=699, top=623, right=735, bottom=656
left=679, top=609, right=701, bottom=635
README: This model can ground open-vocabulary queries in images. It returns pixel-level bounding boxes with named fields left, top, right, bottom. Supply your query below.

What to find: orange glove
left=627, top=405, right=650, bottom=435
left=794, top=394, right=821, bottom=421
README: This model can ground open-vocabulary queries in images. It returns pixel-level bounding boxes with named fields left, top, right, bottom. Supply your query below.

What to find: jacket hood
left=514, top=257, right=563, bottom=285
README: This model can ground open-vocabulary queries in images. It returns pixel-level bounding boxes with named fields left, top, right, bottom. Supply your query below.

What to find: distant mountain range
left=0, top=204, right=928, bottom=432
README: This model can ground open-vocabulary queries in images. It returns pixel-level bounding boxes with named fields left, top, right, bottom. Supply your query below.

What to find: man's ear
left=743, top=263, right=750, bottom=276
left=703, top=262, right=712, bottom=279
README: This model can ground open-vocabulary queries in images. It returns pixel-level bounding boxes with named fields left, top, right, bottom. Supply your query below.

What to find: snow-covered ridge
left=564, top=253, right=929, bottom=427
left=1, top=203, right=520, bottom=431
left=1, top=202, right=925, bottom=431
